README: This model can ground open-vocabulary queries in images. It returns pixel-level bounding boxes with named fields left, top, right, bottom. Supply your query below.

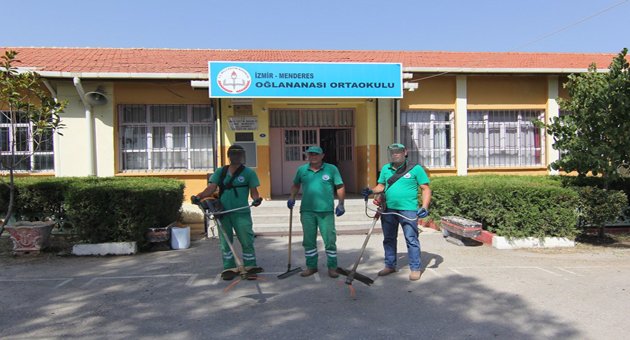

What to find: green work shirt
left=377, top=160, right=430, bottom=210
left=293, top=163, right=344, bottom=213
left=210, top=166, right=260, bottom=213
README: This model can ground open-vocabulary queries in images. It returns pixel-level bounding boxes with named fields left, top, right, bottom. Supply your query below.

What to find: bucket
left=170, top=226, right=190, bottom=249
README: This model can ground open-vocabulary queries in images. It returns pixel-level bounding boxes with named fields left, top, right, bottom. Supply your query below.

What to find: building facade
left=0, top=47, right=618, bottom=200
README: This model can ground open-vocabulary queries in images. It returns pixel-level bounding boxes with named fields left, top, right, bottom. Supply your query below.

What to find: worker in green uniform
left=362, top=143, right=432, bottom=281
left=287, top=146, right=345, bottom=278
left=192, top=144, right=263, bottom=281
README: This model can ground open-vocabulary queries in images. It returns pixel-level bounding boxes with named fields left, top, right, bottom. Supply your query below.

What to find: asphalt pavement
left=1, top=229, right=629, bottom=339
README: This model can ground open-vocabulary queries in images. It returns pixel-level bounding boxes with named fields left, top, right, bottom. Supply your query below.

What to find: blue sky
left=4, top=0, right=629, bottom=53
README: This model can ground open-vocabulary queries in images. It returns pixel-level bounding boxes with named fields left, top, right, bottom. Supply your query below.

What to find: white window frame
left=467, top=110, right=545, bottom=168
left=0, top=111, right=54, bottom=172
left=118, top=104, right=215, bottom=171
left=401, top=110, right=455, bottom=168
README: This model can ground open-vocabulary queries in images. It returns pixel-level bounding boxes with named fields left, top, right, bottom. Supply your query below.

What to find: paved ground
left=1, top=229, right=629, bottom=339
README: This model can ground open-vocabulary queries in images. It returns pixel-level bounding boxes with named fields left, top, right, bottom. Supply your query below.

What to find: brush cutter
left=278, top=207, right=302, bottom=279
left=335, top=196, right=377, bottom=287
left=195, top=199, right=264, bottom=291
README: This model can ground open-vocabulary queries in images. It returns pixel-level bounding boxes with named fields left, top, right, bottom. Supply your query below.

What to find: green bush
left=429, top=175, right=579, bottom=238
left=0, top=177, right=72, bottom=225
left=574, top=186, right=628, bottom=229
left=64, top=177, right=184, bottom=244
left=1, top=177, right=184, bottom=245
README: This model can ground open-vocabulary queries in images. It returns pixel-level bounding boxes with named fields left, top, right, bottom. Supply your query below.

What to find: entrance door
left=270, top=128, right=319, bottom=195
left=320, top=128, right=355, bottom=193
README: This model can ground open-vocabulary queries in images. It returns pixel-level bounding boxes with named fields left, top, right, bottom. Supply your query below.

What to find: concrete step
left=183, top=198, right=382, bottom=236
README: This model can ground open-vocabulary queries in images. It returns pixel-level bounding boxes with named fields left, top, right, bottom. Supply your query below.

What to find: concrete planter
left=492, top=236, right=575, bottom=249
left=72, top=242, right=137, bottom=256
left=5, top=221, right=56, bottom=255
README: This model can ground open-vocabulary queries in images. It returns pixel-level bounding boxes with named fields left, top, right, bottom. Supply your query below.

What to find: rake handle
left=287, top=208, right=294, bottom=269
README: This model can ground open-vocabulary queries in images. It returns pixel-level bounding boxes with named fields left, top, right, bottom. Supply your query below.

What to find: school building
left=0, top=47, right=618, bottom=200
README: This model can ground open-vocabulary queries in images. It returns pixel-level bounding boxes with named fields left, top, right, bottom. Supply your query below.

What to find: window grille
left=401, top=110, right=454, bottom=167
left=270, top=109, right=354, bottom=128
left=0, top=111, right=54, bottom=172
left=118, top=104, right=215, bottom=171
left=467, top=110, right=544, bottom=167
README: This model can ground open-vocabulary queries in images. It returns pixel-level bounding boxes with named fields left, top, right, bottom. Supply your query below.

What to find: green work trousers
left=300, top=211, right=337, bottom=269
left=217, top=213, right=257, bottom=270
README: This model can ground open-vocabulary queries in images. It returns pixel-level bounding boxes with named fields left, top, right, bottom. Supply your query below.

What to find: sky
left=4, top=0, right=629, bottom=53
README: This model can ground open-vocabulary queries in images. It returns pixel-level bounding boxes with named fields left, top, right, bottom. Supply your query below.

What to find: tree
left=545, top=48, right=630, bottom=237
left=0, top=50, right=66, bottom=236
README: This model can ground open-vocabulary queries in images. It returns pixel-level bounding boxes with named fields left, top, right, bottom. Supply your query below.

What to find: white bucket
left=170, top=226, right=190, bottom=249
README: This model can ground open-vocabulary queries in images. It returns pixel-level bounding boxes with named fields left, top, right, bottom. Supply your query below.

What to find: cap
left=305, top=146, right=323, bottom=154
left=387, top=143, right=406, bottom=150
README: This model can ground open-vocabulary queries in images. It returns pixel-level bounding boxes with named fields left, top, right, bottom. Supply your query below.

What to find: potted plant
left=0, top=50, right=65, bottom=254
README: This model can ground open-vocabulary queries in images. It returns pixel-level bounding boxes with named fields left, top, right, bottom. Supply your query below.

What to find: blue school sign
left=208, top=62, right=402, bottom=98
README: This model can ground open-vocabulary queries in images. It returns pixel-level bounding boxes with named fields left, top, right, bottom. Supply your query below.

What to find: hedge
left=428, top=175, right=580, bottom=238
left=1, top=177, right=184, bottom=245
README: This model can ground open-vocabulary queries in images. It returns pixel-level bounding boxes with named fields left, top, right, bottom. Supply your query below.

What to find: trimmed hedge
left=429, top=175, right=579, bottom=238
left=0, top=177, right=71, bottom=223
left=1, top=177, right=184, bottom=245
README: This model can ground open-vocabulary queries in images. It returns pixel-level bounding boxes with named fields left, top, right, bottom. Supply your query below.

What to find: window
left=270, top=109, right=354, bottom=127
left=118, top=104, right=215, bottom=171
left=235, top=132, right=257, bottom=167
left=401, top=110, right=454, bottom=167
left=467, top=110, right=544, bottom=167
left=0, top=111, right=54, bottom=172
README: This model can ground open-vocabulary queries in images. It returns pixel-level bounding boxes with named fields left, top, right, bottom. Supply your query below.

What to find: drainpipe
left=73, top=77, right=97, bottom=176
left=42, top=79, right=62, bottom=177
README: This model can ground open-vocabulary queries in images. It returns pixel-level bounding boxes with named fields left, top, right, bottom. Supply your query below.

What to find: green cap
left=388, top=143, right=406, bottom=150
left=305, top=146, right=323, bottom=154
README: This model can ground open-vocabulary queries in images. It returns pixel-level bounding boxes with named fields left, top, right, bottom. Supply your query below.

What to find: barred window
left=0, top=111, right=54, bottom=172
left=401, top=110, right=454, bottom=167
left=270, top=109, right=354, bottom=127
left=467, top=110, right=544, bottom=167
left=118, top=104, right=215, bottom=171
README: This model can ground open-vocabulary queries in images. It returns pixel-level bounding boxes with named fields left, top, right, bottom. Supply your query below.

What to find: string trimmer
left=277, top=207, right=302, bottom=279
left=195, top=198, right=265, bottom=292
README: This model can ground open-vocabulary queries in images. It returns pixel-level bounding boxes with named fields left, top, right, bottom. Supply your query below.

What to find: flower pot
left=5, top=221, right=56, bottom=255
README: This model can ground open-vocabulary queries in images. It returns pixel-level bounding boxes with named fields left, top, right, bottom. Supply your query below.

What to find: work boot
left=246, top=266, right=264, bottom=274
left=328, top=268, right=339, bottom=278
left=221, top=270, right=237, bottom=281
left=409, top=270, right=423, bottom=281
left=377, top=267, right=397, bottom=276
left=300, top=268, right=318, bottom=277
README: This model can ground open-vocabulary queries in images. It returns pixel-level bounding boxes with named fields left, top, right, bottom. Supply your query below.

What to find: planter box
left=492, top=236, right=575, bottom=250
left=72, top=242, right=137, bottom=256
left=5, top=221, right=56, bottom=255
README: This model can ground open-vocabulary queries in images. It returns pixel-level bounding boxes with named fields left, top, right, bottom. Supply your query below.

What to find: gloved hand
left=191, top=195, right=201, bottom=205
left=287, top=198, right=295, bottom=209
left=252, top=197, right=263, bottom=207
left=335, top=204, right=345, bottom=217
left=417, top=207, right=429, bottom=218
left=361, top=187, right=373, bottom=199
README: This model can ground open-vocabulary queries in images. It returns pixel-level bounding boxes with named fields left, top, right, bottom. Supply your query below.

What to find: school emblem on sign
left=217, top=66, right=252, bottom=94
left=322, top=174, right=330, bottom=181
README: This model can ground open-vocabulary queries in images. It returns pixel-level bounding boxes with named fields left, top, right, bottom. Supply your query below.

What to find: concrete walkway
left=1, top=231, right=629, bottom=339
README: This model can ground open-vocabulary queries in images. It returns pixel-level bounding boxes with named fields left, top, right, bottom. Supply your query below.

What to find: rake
left=278, top=207, right=302, bottom=279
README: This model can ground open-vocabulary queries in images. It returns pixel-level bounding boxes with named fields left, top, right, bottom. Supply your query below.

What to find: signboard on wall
left=208, top=62, right=402, bottom=98
left=228, top=116, right=258, bottom=131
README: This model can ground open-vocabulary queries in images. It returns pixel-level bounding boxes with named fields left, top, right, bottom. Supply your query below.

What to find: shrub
left=0, top=177, right=72, bottom=225
left=64, top=177, right=184, bottom=244
left=429, top=175, right=579, bottom=238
